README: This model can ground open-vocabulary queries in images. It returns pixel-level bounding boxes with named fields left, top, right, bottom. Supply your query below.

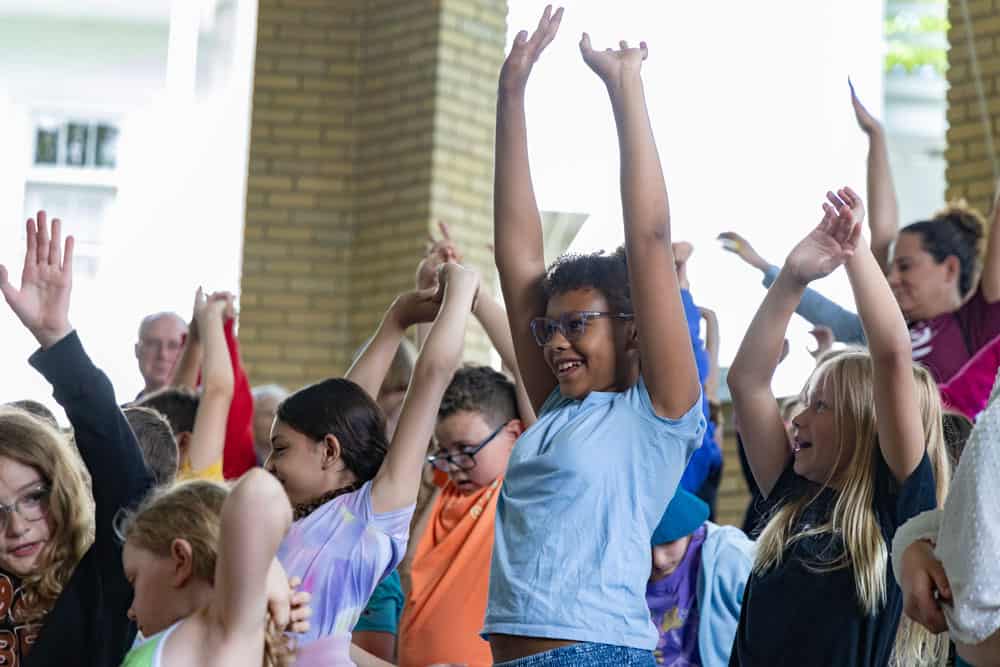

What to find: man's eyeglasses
left=529, top=311, right=634, bottom=347
left=139, top=339, right=183, bottom=354
left=0, top=485, right=50, bottom=530
left=427, top=422, right=509, bottom=472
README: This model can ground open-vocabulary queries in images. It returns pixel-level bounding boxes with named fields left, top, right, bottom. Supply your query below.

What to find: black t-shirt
left=729, top=452, right=936, bottom=667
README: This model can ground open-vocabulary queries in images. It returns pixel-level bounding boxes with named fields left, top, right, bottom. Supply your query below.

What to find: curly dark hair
left=902, top=202, right=986, bottom=297
left=541, top=245, right=632, bottom=314
left=439, top=365, right=519, bottom=429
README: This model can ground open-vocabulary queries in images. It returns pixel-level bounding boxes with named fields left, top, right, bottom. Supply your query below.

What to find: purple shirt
left=646, top=525, right=707, bottom=667
left=909, top=287, right=1000, bottom=384
left=277, top=481, right=414, bottom=666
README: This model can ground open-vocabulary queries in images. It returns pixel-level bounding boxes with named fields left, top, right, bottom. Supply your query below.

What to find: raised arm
left=170, top=304, right=202, bottom=390
left=346, top=289, right=440, bottom=400
left=1, top=212, right=152, bottom=545
left=851, top=81, right=899, bottom=274
left=729, top=198, right=860, bottom=496
left=699, top=307, right=721, bottom=403
left=215, top=468, right=293, bottom=644
left=186, top=290, right=233, bottom=473
left=494, top=6, right=563, bottom=413
left=836, top=187, right=925, bottom=481
left=580, top=35, right=699, bottom=417
left=979, top=180, right=1000, bottom=302
left=722, top=231, right=866, bottom=344
left=372, top=264, right=479, bottom=514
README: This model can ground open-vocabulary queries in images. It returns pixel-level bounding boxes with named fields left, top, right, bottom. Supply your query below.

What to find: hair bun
left=934, top=199, right=986, bottom=243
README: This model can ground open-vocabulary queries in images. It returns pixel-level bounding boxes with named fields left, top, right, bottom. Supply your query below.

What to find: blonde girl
left=728, top=189, right=945, bottom=666
left=119, top=470, right=302, bottom=666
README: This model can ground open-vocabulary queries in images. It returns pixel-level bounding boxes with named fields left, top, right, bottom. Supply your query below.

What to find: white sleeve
left=890, top=509, right=941, bottom=586
left=934, top=368, right=1000, bottom=645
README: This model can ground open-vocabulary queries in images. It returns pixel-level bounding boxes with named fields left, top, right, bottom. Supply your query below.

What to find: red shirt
left=909, top=287, right=1000, bottom=384
left=221, top=318, right=256, bottom=479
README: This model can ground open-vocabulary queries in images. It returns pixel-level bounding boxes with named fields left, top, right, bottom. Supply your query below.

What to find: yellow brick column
left=241, top=0, right=508, bottom=389
left=945, top=1, right=1000, bottom=214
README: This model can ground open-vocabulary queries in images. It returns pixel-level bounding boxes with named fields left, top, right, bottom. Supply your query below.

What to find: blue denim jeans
left=494, top=643, right=656, bottom=666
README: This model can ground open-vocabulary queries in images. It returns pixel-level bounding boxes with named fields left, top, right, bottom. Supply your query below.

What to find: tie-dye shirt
left=277, top=481, right=414, bottom=666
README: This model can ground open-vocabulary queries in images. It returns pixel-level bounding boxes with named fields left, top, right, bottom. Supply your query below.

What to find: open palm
left=500, top=5, right=563, bottom=92
left=0, top=211, right=75, bottom=348
left=786, top=192, right=863, bottom=285
left=579, top=34, right=647, bottom=88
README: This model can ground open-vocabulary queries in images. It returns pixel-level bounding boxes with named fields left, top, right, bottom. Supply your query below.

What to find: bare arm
left=581, top=36, right=699, bottom=417
left=727, top=269, right=803, bottom=496
left=699, top=307, right=721, bottom=404
left=729, top=194, right=863, bottom=496
left=371, top=264, right=479, bottom=514
left=494, top=8, right=563, bottom=414
left=475, top=291, right=538, bottom=425
left=214, top=469, right=292, bottom=643
left=837, top=188, right=925, bottom=481
left=187, top=291, right=233, bottom=472
left=346, top=290, right=439, bottom=401
left=851, top=83, right=899, bottom=274
left=170, top=301, right=202, bottom=389
left=979, top=182, right=1000, bottom=302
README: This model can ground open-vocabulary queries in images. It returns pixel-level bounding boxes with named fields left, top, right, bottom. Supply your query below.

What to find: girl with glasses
left=486, top=7, right=706, bottom=666
left=0, top=211, right=156, bottom=666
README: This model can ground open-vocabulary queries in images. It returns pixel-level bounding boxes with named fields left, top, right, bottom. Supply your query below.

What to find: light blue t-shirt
left=484, top=377, right=706, bottom=650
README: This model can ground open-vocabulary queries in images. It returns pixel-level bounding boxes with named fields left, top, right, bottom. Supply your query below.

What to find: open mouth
left=792, top=440, right=813, bottom=453
left=554, top=359, right=584, bottom=378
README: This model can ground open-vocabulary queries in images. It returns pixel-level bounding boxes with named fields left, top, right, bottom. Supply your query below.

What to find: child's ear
left=170, top=538, right=195, bottom=588
left=321, top=434, right=343, bottom=470
left=508, top=419, right=525, bottom=439
left=625, top=319, right=640, bottom=351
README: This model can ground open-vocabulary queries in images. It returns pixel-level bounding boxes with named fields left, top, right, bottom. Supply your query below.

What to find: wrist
left=34, top=325, right=73, bottom=350
left=776, top=265, right=812, bottom=290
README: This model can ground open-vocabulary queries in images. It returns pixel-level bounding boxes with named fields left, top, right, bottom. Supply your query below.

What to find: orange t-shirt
left=397, top=477, right=501, bottom=667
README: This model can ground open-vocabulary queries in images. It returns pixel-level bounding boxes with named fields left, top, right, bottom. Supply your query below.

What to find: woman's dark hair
left=276, top=378, right=388, bottom=487
left=902, top=202, right=985, bottom=297
left=542, top=245, right=632, bottom=313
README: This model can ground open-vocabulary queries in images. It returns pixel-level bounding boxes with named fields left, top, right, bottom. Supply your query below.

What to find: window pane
left=95, top=124, right=119, bottom=168
left=34, top=127, right=58, bottom=165
left=65, top=123, right=90, bottom=166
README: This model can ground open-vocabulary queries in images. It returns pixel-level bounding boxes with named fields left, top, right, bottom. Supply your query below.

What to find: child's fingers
left=580, top=32, right=592, bottom=54
left=825, top=190, right=845, bottom=210
left=438, top=220, right=451, bottom=240
left=49, top=217, right=63, bottom=269
left=288, top=576, right=302, bottom=589
left=640, top=41, right=648, bottom=60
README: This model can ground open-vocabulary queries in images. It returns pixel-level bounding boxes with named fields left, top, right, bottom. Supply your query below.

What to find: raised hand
left=808, top=325, right=835, bottom=360
left=500, top=5, right=563, bottom=93
left=0, top=211, right=75, bottom=349
left=438, top=262, right=480, bottom=308
left=717, top=231, right=770, bottom=272
left=416, top=221, right=462, bottom=290
left=785, top=190, right=863, bottom=285
left=579, top=33, right=647, bottom=89
left=849, top=79, right=882, bottom=136
left=831, top=186, right=866, bottom=228
left=192, top=288, right=228, bottom=329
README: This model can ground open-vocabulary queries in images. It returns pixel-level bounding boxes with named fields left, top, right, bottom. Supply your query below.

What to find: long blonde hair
left=754, top=352, right=948, bottom=617
left=120, top=480, right=294, bottom=667
left=0, top=407, right=94, bottom=622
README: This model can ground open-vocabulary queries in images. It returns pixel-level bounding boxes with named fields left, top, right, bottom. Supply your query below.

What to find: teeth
left=557, top=361, right=582, bottom=372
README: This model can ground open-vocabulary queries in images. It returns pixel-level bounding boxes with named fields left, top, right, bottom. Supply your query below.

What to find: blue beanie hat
left=651, top=488, right=710, bottom=545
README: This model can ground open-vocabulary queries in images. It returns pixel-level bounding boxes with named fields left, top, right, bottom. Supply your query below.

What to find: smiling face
left=887, top=231, right=961, bottom=322
left=431, top=411, right=517, bottom=494
left=792, top=373, right=854, bottom=486
left=0, top=457, right=53, bottom=577
left=542, top=288, right=638, bottom=400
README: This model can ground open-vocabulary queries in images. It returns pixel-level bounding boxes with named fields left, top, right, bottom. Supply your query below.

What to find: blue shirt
left=485, top=377, right=706, bottom=649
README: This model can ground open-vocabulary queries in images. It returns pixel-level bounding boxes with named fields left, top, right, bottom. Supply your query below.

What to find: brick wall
left=241, top=0, right=507, bottom=390
left=946, top=0, right=1000, bottom=214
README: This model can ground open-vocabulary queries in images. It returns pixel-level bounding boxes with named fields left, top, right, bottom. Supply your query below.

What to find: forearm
left=347, top=311, right=407, bottom=400
left=764, top=264, right=865, bottom=343
left=702, top=312, right=721, bottom=403
left=980, top=194, right=1000, bottom=301
left=730, top=269, right=806, bottom=391
left=866, top=130, right=900, bottom=273
left=494, top=91, right=546, bottom=270
left=474, top=290, right=519, bottom=373
left=845, top=244, right=910, bottom=362
left=171, top=334, right=202, bottom=390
